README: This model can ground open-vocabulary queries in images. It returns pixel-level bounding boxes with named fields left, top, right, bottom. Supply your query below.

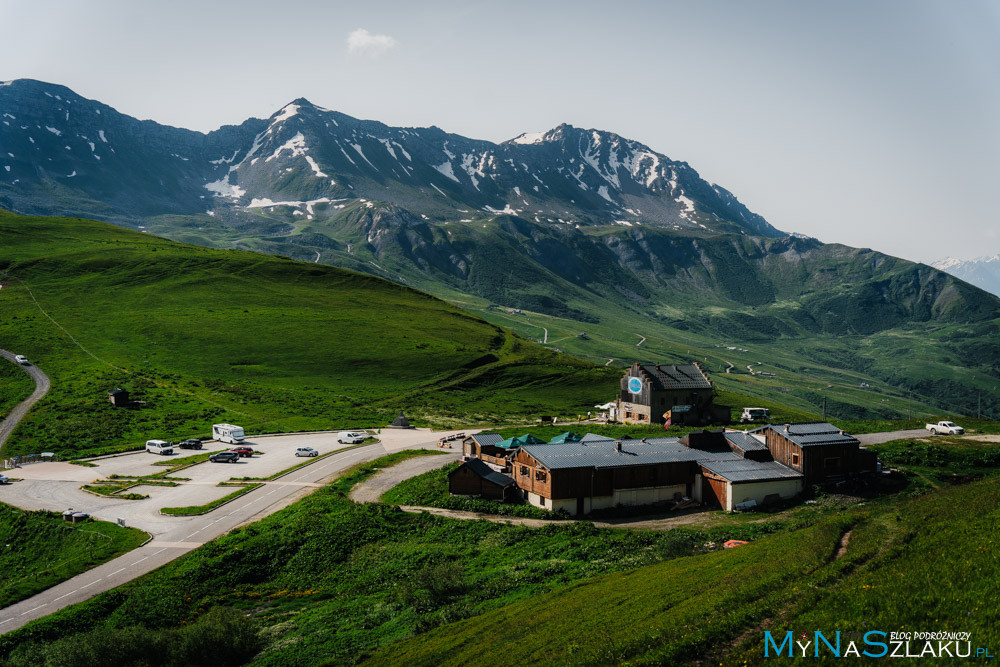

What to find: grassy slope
left=156, top=202, right=1000, bottom=423
left=0, top=504, right=148, bottom=608
left=0, top=452, right=790, bottom=665
left=0, top=211, right=617, bottom=457
left=366, top=476, right=1000, bottom=666
left=0, top=361, right=34, bottom=421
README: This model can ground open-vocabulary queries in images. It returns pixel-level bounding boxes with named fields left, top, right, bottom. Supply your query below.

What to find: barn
left=448, top=459, right=516, bottom=501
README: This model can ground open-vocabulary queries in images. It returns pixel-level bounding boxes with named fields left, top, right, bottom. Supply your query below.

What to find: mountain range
left=2, top=78, right=998, bottom=418
left=932, top=255, right=1000, bottom=298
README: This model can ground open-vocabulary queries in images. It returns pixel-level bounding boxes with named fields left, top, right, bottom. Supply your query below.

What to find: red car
left=229, top=446, right=254, bottom=458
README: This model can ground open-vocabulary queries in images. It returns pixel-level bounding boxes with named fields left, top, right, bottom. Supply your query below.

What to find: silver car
left=294, top=447, right=319, bottom=457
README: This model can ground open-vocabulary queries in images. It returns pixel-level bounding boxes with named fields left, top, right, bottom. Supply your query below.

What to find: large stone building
left=616, top=362, right=723, bottom=425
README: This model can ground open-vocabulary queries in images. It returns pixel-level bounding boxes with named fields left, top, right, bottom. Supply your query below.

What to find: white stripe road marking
left=152, top=548, right=167, bottom=556
left=53, top=592, right=74, bottom=601
left=80, top=580, right=99, bottom=589
left=20, top=604, right=47, bottom=616
left=0, top=618, right=13, bottom=625
left=109, top=568, right=126, bottom=576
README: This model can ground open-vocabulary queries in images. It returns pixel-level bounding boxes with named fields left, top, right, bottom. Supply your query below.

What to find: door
left=576, top=496, right=585, bottom=516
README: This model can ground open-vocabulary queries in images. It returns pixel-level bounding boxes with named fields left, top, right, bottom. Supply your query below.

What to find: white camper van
left=212, top=423, right=246, bottom=444
left=337, top=431, right=366, bottom=444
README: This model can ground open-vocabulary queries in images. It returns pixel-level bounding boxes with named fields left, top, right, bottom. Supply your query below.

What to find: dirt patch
left=967, top=434, right=1000, bottom=443
left=834, top=529, right=852, bottom=559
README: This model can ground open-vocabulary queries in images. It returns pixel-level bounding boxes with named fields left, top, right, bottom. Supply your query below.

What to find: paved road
left=855, top=429, right=929, bottom=445
left=349, top=452, right=460, bottom=503
left=0, top=427, right=473, bottom=634
left=0, top=349, right=50, bottom=450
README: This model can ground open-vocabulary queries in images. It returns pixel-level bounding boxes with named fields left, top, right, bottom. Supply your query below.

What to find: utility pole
left=823, top=395, right=827, bottom=421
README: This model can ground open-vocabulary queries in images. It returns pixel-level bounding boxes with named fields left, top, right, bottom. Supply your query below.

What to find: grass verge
left=0, top=504, right=148, bottom=609
left=160, top=483, right=264, bottom=516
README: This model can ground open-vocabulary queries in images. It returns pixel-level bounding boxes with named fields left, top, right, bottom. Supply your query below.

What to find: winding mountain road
left=0, top=349, right=50, bottom=451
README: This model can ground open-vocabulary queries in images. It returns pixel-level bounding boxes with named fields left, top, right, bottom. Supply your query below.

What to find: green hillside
left=0, top=211, right=617, bottom=457
left=366, top=474, right=1000, bottom=666
left=146, top=202, right=1000, bottom=422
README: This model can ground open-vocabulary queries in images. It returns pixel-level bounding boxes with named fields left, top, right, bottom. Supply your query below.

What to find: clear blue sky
left=2, top=0, right=997, bottom=264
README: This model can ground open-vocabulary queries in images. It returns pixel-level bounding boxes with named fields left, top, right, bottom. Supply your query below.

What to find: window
left=535, top=470, right=547, bottom=482
left=825, top=457, right=841, bottom=469
left=792, top=453, right=799, bottom=466
left=519, top=465, right=528, bottom=476
left=540, top=497, right=546, bottom=507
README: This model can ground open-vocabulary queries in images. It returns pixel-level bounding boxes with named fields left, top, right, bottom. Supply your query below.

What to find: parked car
left=295, top=447, right=319, bottom=457
left=177, top=439, right=203, bottom=450
left=740, top=407, right=770, bottom=423
left=13, top=355, right=29, bottom=365
left=230, top=446, right=254, bottom=458
left=925, top=421, right=964, bottom=435
left=0, top=474, right=10, bottom=485
left=337, top=431, right=366, bottom=444
left=145, top=440, right=174, bottom=455
left=209, top=451, right=240, bottom=463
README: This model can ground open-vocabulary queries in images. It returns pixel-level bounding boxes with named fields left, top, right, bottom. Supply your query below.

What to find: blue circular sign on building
left=627, top=377, right=643, bottom=394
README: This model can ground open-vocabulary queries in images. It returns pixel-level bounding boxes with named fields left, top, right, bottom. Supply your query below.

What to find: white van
left=212, top=424, right=246, bottom=444
left=337, top=431, right=366, bottom=444
left=145, top=439, right=174, bottom=455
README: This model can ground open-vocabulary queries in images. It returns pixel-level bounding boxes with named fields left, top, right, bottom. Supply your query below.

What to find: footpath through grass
left=0, top=504, right=148, bottom=609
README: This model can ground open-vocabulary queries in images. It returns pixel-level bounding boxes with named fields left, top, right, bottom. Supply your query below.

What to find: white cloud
left=346, top=28, right=398, bottom=58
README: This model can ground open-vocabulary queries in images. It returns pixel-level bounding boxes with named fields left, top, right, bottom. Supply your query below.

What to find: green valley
left=0, top=211, right=617, bottom=458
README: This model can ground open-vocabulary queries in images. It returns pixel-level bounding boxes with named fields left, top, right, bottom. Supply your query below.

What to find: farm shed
left=107, top=387, right=130, bottom=407
left=448, top=459, right=516, bottom=501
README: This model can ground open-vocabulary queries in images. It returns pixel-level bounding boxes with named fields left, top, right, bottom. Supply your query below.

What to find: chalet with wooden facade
left=616, top=362, right=724, bottom=426
left=756, top=422, right=878, bottom=484
left=448, top=459, right=516, bottom=501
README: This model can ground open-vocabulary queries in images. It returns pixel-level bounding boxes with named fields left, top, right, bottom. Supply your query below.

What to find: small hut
left=108, top=388, right=130, bottom=407
left=448, top=459, right=516, bottom=501
left=388, top=412, right=415, bottom=429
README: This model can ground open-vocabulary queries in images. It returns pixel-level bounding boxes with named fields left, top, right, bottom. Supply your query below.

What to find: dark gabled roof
left=638, top=363, right=713, bottom=391
left=469, top=433, right=503, bottom=447
left=521, top=437, right=734, bottom=470
left=700, top=458, right=803, bottom=483
left=450, top=459, right=515, bottom=487
left=724, top=431, right=769, bottom=452
left=767, top=423, right=860, bottom=448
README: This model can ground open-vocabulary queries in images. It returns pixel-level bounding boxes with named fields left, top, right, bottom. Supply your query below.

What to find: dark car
left=178, top=439, right=203, bottom=450
left=209, top=451, right=240, bottom=463
left=230, top=446, right=254, bottom=458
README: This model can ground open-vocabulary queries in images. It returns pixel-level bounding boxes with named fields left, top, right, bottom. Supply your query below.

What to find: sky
left=1, top=0, right=997, bottom=264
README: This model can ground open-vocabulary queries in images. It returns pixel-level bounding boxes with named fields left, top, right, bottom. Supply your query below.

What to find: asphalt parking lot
left=6, top=431, right=372, bottom=527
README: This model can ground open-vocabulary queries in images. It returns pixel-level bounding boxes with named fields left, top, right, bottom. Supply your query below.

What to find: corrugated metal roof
left=724, top=431, right=769, bottom=452
left=639, top=363, right=713, bottom=391
left=470, top=433, right=503, bottom=447
left=521, top=438, right=733, bottom=470
left=701, top=458, right=803, bottom=483
left=768, top=423, right=860, bottom=448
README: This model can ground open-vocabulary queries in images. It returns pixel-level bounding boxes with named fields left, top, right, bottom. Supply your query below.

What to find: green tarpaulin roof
left=548, top=432, right=582, bottom=443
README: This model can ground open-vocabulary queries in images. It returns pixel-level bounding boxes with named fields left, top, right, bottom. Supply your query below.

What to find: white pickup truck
left=925, top=421, right=964, bottom=435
